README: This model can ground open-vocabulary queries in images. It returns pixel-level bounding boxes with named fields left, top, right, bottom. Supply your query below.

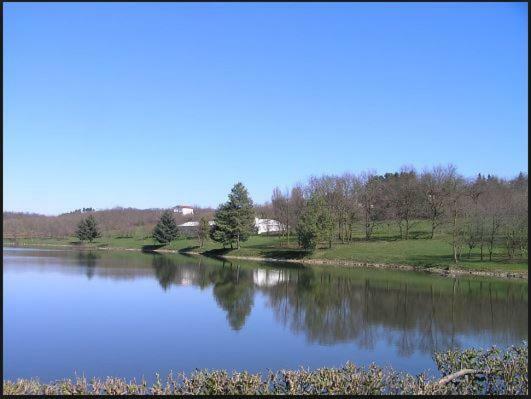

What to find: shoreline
left=3, top=241, right=528, bottom=280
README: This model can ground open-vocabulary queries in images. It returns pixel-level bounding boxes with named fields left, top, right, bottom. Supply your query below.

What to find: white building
left=173, top=205, right=194, bottom=215
left=254, top=217, right=283, bottom=235
left=178, top=221, right=215, bottom=227
left=178, top=217, right=282, bottom=235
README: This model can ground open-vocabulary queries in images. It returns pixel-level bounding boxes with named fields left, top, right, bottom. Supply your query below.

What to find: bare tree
left=443, top=173, right=466, bottom=263
left=359, top=171, right=382, bottom=240
left=420, top=165, right=458, bottom=239
left=463, top=174, right=487, bottom=259
left=483, top=181, right=506, bottom=261
left=503, top=187, right=528, bottom=259
left=271, top=187, right=291, bottom=246
left=384, top=166, right=422, bottom=240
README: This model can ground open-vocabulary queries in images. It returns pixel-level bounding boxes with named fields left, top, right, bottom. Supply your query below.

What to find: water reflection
left=152, top=255, right=178, bottom=290
left=76, top=251, right=100, bottom=279
left=124, top=253, right=530, bottom=354
left=212, top=263, right=254, bottom=330
left=5, top=248, right=528, bottom=357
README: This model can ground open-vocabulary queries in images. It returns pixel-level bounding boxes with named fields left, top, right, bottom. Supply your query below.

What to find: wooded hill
left=3, top=207, right=215, bottom=239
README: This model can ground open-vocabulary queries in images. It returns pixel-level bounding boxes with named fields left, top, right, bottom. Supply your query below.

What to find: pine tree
left=76, top=218, right=89, bottom=242
left=211, top=182, right=255, bottom=249
left=153, top=210, right=180, bottom=244
left=76, top=215, right=101, bottom=242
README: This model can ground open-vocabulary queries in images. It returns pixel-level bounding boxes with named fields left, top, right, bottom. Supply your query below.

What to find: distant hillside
left=3, top=207, right=214, bottom=238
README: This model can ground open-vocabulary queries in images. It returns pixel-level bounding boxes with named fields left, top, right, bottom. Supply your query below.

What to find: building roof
left=179, top=221, right=199, bottom=227
left=178, top=220, right=215, bottom=227
left=255, top=217, right=281, bottom=225
left=173, top=205, right=193, bottom=209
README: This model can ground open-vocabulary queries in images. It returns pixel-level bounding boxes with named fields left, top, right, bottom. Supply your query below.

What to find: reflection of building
left=179, top=269, right=196, bottom=286
left=253, top=268, right=286, bottom=287
left=173, top=205, right=194, bottom=215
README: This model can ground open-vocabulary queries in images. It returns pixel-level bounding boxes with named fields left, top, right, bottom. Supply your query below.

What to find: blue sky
left=3, top=3, right=528, bottom=215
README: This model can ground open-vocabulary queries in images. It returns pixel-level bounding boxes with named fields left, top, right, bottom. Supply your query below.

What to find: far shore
left=3, top=241, right=528, bottom=280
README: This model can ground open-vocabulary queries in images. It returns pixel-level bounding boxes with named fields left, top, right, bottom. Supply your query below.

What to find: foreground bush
left=3, top=343, right=527, bottom=395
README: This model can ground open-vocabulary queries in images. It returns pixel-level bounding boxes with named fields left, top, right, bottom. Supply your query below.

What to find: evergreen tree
left=209, top=223, right=230, bottom=248
left=296, top=194, right=334, bottom=250
left=76, top=215, right=101, bottom=242
left=153, top=210, right=180, bottom=244
left=197, top=217, right=210, bottom=248
left=211, top=182, right=255, bottom=249
left=76, top=218, right=89, bottom=242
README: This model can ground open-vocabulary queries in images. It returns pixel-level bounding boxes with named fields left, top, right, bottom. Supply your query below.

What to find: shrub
left=3, top=343, right=527, bottom=395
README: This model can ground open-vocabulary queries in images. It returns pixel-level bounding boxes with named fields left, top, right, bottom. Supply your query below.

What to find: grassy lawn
left=4, top=222, right=527, bottom=274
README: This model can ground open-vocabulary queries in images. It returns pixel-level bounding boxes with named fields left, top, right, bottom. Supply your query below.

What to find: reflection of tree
left=152, top=255, right=178, bottom=290
left=262, top=269, right=528, bottom=355
left=91, top=251, right=526, bottom=351
left=77, top=251, right=100, bottom=279
left=148, top=256, right=256, bottom=330
left=212, top=264, right=254, bottom=331
left=195, top=256, right=210, bottom=290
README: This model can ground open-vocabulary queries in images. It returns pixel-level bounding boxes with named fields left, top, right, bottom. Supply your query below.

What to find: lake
left=3, top=247, right=528, bottom=382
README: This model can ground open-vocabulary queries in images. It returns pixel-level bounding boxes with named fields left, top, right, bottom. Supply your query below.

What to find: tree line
left=3, top=207, right=214, bottom=239
left=267, top=165, right=527, bottom=261
left=3, top=165, right=527, bottom=264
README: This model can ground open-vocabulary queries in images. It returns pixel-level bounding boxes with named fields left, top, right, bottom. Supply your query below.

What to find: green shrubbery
left=75, top=215, right=101, bottom=242
left=4, top=343, right=527, bottom=395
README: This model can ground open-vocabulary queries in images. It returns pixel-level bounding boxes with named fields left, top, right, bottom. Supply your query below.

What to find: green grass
left=4, top=223, right=527, bottom=274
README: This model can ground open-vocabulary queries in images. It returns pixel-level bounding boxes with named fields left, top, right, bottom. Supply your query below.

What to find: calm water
left=3, top=247, right=528, bottom=382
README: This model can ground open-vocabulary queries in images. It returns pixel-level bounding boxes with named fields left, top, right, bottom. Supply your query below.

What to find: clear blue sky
left=3, top=2, right=528, bottom=215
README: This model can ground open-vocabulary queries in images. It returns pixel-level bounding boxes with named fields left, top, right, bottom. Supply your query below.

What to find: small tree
left=211, top=182, right=255, bottom=249
left=296, top=194, right=335, bottom=250
left=76, top=215, right=101, bottom=242
left=197, top=217, right=210, bottom=248
left=296, top=206, right=319, bottom=250
left=153, top=210, right=179, bottom=244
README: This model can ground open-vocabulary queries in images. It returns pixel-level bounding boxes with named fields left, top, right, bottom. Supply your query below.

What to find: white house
left=254, top=217, right=283, bottom=235
left=178, top=217, right=282, bottom=235
left=173, top=205, right=194, bottom=216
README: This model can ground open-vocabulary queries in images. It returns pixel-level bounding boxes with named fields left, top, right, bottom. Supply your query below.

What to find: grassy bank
left=3, top=344, right=528, bottom=395
left=4, top=230, right=527, bottom=275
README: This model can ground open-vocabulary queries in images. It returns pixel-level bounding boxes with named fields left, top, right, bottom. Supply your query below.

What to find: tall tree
left=211, top=182, right=255, bottom=250
left=152, top=210, right=179, bottom=244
